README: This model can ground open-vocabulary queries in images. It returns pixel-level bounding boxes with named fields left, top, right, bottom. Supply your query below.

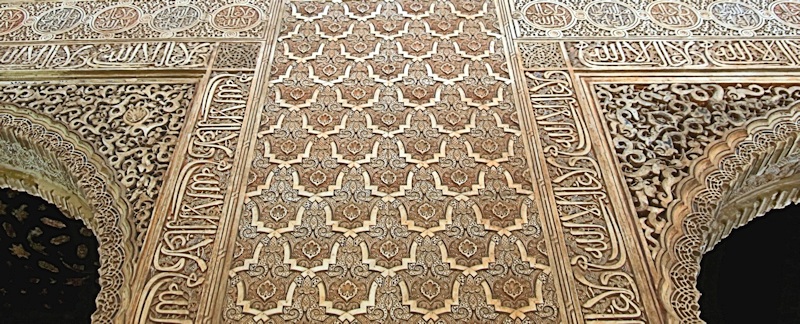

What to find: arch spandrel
left=660, top=106, right=800, bottom=323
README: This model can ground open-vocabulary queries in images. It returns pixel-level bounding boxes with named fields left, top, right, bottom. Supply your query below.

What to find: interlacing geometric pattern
left=223, top=1, right=561, bottom=322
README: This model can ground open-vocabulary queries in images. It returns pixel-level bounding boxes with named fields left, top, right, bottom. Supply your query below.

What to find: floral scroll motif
left=595, top=83, right=800, bottom=260
left=0, top=82, right=195, bottom=252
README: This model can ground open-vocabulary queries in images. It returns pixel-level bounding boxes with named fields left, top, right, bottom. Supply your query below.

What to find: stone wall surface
left=1, top=0, right=800, bottom=323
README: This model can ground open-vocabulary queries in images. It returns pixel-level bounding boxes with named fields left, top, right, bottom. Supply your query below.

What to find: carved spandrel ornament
left=0, top=107, right=131, bottom=323
left=0, top=82, right=196, bottom=253
left=659, top=105, right=800, bottom=323
left=2, top=0, right=800, bottom=322
left=594, top=82, right=800, bottom=260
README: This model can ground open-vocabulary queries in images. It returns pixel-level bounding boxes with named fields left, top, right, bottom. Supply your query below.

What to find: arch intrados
left=0, top=104, right=132, bottom=323
left=660, top=104, right=800, bottom=322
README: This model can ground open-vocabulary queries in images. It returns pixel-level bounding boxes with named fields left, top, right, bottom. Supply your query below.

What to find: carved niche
left=0, top=105, right=130, bottom=323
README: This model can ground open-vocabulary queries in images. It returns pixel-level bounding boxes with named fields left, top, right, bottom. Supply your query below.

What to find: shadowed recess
left=698, top=203, right=800, bottom=323
left=0, top=187, right=99, bottom=323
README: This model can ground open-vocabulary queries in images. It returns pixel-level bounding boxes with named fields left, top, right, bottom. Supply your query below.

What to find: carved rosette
left=90, top=5, right=143, bottom=36
left=772, top=1, right=800, bottom=29
left=0, top=7, right=27, bottom=36
left=646, top=1, right=701, bottom=34
left=707, top=1, right=764, bottom=35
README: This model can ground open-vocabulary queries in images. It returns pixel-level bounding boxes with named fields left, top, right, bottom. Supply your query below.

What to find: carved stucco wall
left=1, top=0, right=799, bottom=323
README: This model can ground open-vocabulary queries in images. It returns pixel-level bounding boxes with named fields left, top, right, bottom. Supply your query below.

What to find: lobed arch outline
left=658, top=102, right=800, bottom=323
left=0, top=103, right=134, bottom=323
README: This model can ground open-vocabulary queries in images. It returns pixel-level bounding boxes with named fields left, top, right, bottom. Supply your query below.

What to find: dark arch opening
left=698, top=203, right=800, bottom=323
left=0, top=187, right=99, bottom=323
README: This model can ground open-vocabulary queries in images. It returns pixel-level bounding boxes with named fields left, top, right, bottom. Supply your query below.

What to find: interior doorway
left=698, top=203, right=800, bottom=323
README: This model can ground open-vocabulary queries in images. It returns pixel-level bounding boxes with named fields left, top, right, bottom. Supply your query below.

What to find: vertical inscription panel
left=135, top=72, right=254, bottom=323
left=521, top=65, right=650, bottom=323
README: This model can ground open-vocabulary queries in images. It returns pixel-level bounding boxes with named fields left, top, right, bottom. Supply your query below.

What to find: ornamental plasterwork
left=222, top=1, right=561, bottom=322
left=511, top=0, right=800, bottom=38
left=0, top=1, right=269, bottom=41
left=0, top=82, right=196, bottom=252
left=0, top=108, right=130, bottom=323
left=0, top=0, right=799, bottom=323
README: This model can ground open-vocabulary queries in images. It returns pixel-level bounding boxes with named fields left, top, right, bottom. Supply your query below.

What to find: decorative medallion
left=210, top=4, right=263, bottom=33
left=647, top=1, right=701, bottom=31
left=771, top=0, right=800, bottom=29
left=584, top=1, right=639, bottom=31
left=90, top=5, right=142, bottom=34
left=521, top=1, right=576, bottom=31
left=33, top=6, right=84, bottom=35
left=0, top=7, right=27, bottom=36
left=149, top=4, right=203, bottom=33
left=708, top=1, right=764, bottom=31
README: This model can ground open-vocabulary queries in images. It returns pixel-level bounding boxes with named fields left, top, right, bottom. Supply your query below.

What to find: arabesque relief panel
left=221, top=1, right=564, bottom=322
left=1, top=0, right=800, bottom=323
left=0, top=81, right=197, bottom=252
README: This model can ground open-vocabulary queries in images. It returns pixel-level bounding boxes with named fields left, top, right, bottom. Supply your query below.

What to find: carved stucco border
left=0, top=104, right=132, bottom=323
left=660, top=105, right=800, bottom=322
